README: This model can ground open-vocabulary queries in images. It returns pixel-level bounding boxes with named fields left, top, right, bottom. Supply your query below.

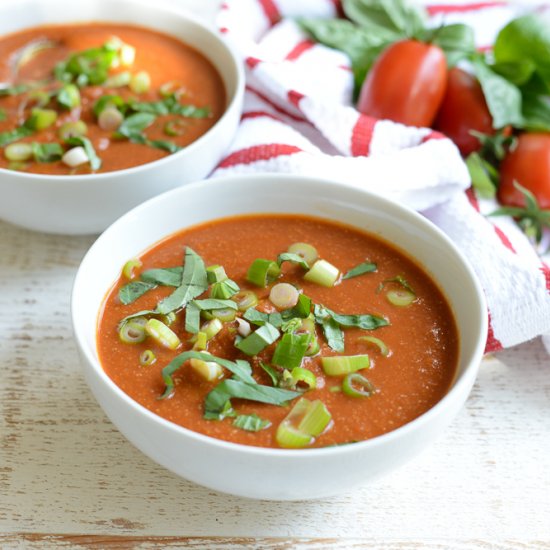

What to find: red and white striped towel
left=213, top=0, right=550, bottom=354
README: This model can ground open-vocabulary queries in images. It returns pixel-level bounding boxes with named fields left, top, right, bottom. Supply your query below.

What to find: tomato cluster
left=356, top=39, right=549, bottom=213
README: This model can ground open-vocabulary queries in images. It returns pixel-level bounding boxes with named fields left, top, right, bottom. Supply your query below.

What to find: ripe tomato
left=498, top=133, right=550, bottom=209
left=434, top=68, right=494, bottom=156
left=357, top=39, right=447, bottom=128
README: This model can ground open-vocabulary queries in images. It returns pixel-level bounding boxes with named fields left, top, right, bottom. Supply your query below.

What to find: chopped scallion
left=145, top=318, right=181, bottom=350
left=358, top=335, right=389, bottom=356
left=276, top=398, right=331, bottom=448
left=342, top=373, right=376, bottom=398
left=287, top=242, right=318, bottom=265
left=233, top=291, right=258, bottom=311
left=206, top=265, right=227, bottom=284
left=139, top=349, right=156, bottom=366
left=304, top=259, right=340, bottom=287
left=269, top=282, right=299, bottom=309
left=122, top=258, right=142, bottom=280
left=246, top=259, right=281, bottom=287
left=118, top=318, right=147, bottom=344
left=272, top=332, right=310, bottom=370
left=290, top=367, right=317, bottom=390
left=235, top=322, right=280, bottom=356
left=321, top=354, right=370, bottom=376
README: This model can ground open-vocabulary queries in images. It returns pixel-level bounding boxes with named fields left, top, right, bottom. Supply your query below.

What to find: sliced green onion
left=210, top=279, right=239, bottom=300
left=276, top=398, right=331, bottom=448
left=120, top=45, right=136, bottom=67
left=190, top=352, right=223, bottom=381
left=104, top=71, right=131, bottom=88
left=232, top=290, right=258, bottom=311
left=57, top=84, right=80, bottom=109
left=304, top=259, right=340, bottom=287
left=139, top=349, right=156, bottom=366
left=160, top=81, right=184, bottom=97
left=235, top=323, right=280, bottom=356
left=296, top=316, right=320, bottom=356
left=321, top=354, right=370, bottom=376
left=98, top=107, right=123, bottom=131
left=269, top=283, right=299, bottom=309
left=161, top=311, right=177, bottom=326
left=26, top=108, right=57, bottom=130
left=203, top=318, right=223, bottom=340
left=290, top=367, right=317, bottom=390
left=211, top=308, right=236, bottom=322
left=236, top=317, right=251, bottom=336
left=27, top=90, right=51, bottom=107
left=119, top=318, right=147, bottom=344
left=122, top=258, right=142, bottom=280
left=7, top=161, right=28, bottom=171
left=206, top=265, right=227, bottom=284
left=164, top=119, right=186, bottom=137
left=61, top=146, right=88, bottom=168
left=145, top=318, right=181, bottom=350
left=58, top=120, right=88, bottom=140
left=386, top=289, right=416, bottom=307
left=4, top=142, right=32, bottom=161
left=287, top=242, right=318, bottom=265
left=246, top=259, right=281, bottom=287
left=272, top=332, right=310, bottom=370
left=342, top=373, right=375, bottom=398
left=130, top=71, right=151, bottom=94
left=358, top=335, right=389, bottom=356
left=193, top=331, right=207, bottom=351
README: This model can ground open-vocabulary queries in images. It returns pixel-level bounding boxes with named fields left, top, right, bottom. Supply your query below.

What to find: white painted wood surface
left=1, top=1, right=550, bottom=548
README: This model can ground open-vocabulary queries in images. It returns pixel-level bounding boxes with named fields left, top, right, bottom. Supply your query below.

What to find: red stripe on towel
left=242, top=110, right=286, bottom=123
left=287, top=90, right=305, bottom=109
left=285, top=40, right=315, bottom=61
left=427, top=2, right=506, bottom=15
left=541, top=262, right=550, bottom=292
left=258, top=0, right=281, bottom=25
left=485, top=312, right=503, bottom=353
left=246, top=86, right=309, bottom=123
left=350, top=115, right=376, bottom=156
left=218, top=144, right=303, bottom=168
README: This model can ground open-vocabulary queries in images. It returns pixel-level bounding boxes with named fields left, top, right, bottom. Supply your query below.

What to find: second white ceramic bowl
left=72, top=174, right=487, bottom=500
left=0, top=0, right=244, bottom=234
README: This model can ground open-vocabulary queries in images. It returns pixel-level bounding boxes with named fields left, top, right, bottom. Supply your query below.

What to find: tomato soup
left=0, top=23, right=225, bottom=174
left=97, top=215, right=459, bottom=449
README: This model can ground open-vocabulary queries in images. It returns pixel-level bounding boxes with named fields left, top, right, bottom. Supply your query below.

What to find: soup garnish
left=0, top=23, right=225, bottom=174
left=97, top=215, right=459, bottom=449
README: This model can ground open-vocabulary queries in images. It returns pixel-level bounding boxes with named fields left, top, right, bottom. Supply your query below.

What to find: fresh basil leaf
left=147, top=139, right=182, bottom=154
left=377, top=275, right=415, bottom=294
left=280, top=317, right=302, bottom=333
left=259, top=361, right=281, bottom=386
left=429, top=23, right=475, bottom=67
left=131, top=96, right=210, bottom=118
left=491, top=60, right=536, bottom=87
left=210, top=279, right=240, bottom=300
left=0, top=126, right=33, bottom=147
left=494, top=14, right=550, bottom=85
left=117, top=112, right=156, bottom=138
left=243, top=308, right=283, bottom=328
left=277, top=252, right=309, bottom=270
left=192, top=298, right=238, bottom=311
left=204, top=379, right=300, bottom=417
left=342, top=0, right=426, bottom=39
left=0, top=108, right=6, bottom=122
left=140, top=267, right=183, bottom=287
left=472, top=57, right=524, bottom=129
left=62, top=43, right=117, bottom=85
left=119, top=281, right=157, bottom=305
left=161, top=350, right=257, bottom=398
left=320, top=315, right=345, bottom=352
left=156, top=247, right=208, bottom=314
left=31, top=142, right=63, bottom=163
left=185, top=301, right=201, bottom=334
left=521, top=93, right=550, bottom=132
left=0, top=83, right=31, bottom=96
left=465, top=152, right=498, bottom=199
left=342, top=261, right=377, bottom=280
left=65, top=136, right=102, bottom=170
left=233, top=414, right=271, bottom=432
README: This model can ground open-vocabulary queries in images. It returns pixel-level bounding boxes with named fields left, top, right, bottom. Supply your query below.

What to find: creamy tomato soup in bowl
left=0, top=0, right=243, bottom=234
left=72, top=174, right=487, bottom=500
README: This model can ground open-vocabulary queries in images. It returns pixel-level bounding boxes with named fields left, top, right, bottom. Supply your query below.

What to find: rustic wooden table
left=1, top=1, right=550, bottom=548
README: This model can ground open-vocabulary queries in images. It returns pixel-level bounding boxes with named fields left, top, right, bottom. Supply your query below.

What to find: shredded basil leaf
left=277, top=252, right=310, bottom=270
left=233, top=414, right=271, bottom=432
left=140, top=267, right=183, bottom=287
left=119, top=281, right=157, bottom=305
left=204, top=379, right=300, bottom=418
left=243, top=308, right=283, bottom=328
left=259, top=361, right=281, bottom=386
left=342, top=261, right=377, bottom=280
left=184, top=301, right=201, bottom=334
left=0, top=126, right=34, bottom=147
left=0, top=108, right=6, bottom=122
left=31, top=142, right=63, bottom=163
left=156, top=247, right=208, bottom=315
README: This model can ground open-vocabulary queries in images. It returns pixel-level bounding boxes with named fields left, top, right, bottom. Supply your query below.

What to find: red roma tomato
left=434, top=67, right=494, bottom=156
left=357, top=39, right=447, bottom=128
left=498, top=133, right=550, bottom=209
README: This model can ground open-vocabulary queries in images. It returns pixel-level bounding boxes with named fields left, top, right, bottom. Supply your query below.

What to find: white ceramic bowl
left=72, top=174, right=488, bottom=500
left=0, top=0, right=244, bottom=235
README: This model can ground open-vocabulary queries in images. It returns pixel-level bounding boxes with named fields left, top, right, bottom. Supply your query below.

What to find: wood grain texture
left=1, top=216, right=549, bottom=546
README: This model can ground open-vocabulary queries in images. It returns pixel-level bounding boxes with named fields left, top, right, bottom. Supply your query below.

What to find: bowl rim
left=0, top=0, right=244, bottom=182
left=71, top=173, right=488, bottom=459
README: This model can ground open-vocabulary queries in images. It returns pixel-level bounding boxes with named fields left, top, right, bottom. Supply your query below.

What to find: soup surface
left=97, top=215, right=459, bottom=449
left=0, top=22, right=225, bottom=174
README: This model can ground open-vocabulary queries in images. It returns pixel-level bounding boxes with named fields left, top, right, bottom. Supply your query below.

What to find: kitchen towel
left=214, top=0, right=550, bottom=354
